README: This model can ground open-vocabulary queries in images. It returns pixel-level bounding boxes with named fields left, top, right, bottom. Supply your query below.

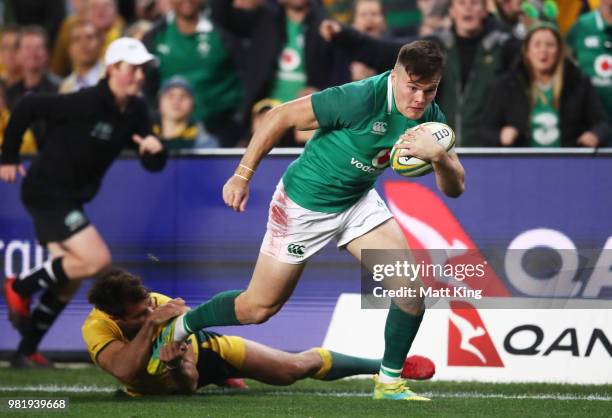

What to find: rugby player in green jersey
left=161, top=40, right=465, bottom=401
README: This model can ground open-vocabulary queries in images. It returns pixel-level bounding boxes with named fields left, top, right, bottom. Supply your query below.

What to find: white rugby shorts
left=260, top=181, right=393, bottom=264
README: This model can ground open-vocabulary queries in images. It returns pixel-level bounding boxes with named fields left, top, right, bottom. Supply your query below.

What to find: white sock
left=172, top=313, right=190, bottom=341
left=378, top=365, right=401, bottom=383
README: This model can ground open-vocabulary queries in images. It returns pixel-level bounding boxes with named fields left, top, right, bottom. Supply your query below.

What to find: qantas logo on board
left=447, top=301, right=504, bottom=367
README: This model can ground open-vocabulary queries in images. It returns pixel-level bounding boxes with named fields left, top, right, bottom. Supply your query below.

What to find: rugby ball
left=390, top=122, right=456, bottom=177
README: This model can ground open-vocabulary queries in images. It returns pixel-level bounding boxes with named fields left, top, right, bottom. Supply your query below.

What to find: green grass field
left=1, top=366, right=611, bottom=417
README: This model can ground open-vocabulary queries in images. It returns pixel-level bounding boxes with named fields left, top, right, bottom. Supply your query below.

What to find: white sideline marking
left=0, top=386, right=611, bottom=401
left=0, top=385, right=116, bottom=393
left=266, top=391, right=612, bottom=402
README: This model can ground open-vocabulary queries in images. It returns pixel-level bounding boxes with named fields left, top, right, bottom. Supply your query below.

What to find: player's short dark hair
left=395, top=40, right=444, bottom=81
left=88, top=268, right=150, bottom=317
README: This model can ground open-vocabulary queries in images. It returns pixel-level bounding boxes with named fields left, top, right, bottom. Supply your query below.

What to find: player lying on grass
left=82, top=269, right=434, bottom=396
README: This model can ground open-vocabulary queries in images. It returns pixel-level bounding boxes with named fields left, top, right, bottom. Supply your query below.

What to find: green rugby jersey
left=268, top=19, right=307, bottom=103
left=530, top=85, right=561, bottom=147
left=153, top=16, right=243, bottom=128
left=282, top=71, right=446, bottom=213
left=567, top=11, right=612, bottom=118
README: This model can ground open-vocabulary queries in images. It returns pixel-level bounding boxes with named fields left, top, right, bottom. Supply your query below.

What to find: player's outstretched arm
left=222, top=96, right=319, bottom=212
left=95, top=299, right=186, bottom=383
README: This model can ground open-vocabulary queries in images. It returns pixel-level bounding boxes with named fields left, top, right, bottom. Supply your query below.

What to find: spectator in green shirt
left=144, top=0, right=245, bottom=146
left=567, top=0, right=612, bottom=120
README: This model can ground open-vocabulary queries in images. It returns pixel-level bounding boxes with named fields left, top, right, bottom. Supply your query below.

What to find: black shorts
left=195, top=331, right=243, bottom=387
left=22, top=197, right=91, bottom=246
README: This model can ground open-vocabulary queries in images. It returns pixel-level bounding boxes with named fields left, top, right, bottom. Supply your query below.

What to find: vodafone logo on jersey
left=383, top=181, right=510, bottom=296
left=447, top=301, right=504, bottom=367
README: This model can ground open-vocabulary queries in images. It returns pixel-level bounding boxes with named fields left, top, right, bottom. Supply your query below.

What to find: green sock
left=312, top=348, right=381, bottom=380
left=379, top=302, right=424, bottom=379
left=183, top=289, right=243, bottom=332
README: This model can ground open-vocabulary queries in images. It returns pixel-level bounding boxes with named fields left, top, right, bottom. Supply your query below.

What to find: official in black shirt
left=0, top=37, right=167, bottom=368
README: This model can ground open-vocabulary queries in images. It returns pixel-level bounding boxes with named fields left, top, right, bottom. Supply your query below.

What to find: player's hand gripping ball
left=391, top=122, right=455, bottom=177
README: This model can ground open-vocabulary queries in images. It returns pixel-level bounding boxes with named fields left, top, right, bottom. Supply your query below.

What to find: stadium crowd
left=0, top=0, right=610, bottom=150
